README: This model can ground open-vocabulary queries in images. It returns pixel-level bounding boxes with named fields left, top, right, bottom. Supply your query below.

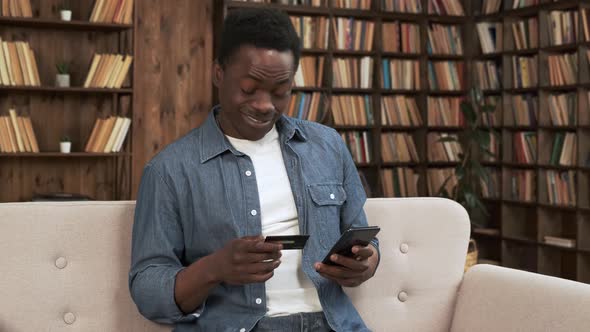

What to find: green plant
left=437, top=88, right=498, bottom=228
left=61, top=136, right=71, bottom=142
left=56, top=62, right=69, bottom=75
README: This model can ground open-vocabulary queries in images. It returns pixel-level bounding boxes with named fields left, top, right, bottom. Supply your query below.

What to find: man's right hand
left=210, top=235, right=282, bottom=285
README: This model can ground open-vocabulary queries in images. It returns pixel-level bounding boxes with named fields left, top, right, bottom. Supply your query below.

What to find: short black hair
left=218, top=8, right=301, bottom=69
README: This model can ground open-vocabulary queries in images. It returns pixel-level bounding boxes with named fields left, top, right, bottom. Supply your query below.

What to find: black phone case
left=322, top=226, right=380, bottom=265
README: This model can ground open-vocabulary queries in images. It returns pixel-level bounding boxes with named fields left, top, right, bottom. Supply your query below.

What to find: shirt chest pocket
left=308, top=183, right=347, bottom=247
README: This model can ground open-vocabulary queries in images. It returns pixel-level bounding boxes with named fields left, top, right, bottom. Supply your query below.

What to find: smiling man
left=129, top=8, right=379, bottom=332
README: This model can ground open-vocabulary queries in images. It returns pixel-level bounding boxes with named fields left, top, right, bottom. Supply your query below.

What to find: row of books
left=427, top=24, right=463, bottom=55
left=381, top=168, right=419, bottom=197
left=428, top=61, right=464, bottom=91
left=475, top=61, right=501, bottom=90
left=381, top=95, right=422, bottom=126
left=548, top=53, right=576, bottom=86
left=481, top=0, right=502, bottom=15
left=481, top=168, right=500, bottom=198
left=512, top=56, right=537, bottom=88
left=341, top=131, right=372, bottom=163
left=331, top=95, right=374, bottom=126
left=427, top=97, right=463, bottom=127
left=548, top=93, right=576, bottom=126
left=583, top=9, right=590, bottom=42
left=428, top=0, right=464, bottom=16
left=547, top=10, right=578, bottom=46
left=332, top=57, right=373, bottom=88
left=0, top=39, right=41, bottom=86
left=382, top=22, right=420, bottom=53
left=484, top=132, right=500, bottom=162
left=428, top=133, right=462, bottom=162
left=0, top=109, right=38, bottom=153
left=513, top=131, right=537, bottom=164
left=290, top=16, right=329, bottom=50
left=511, top=94, right=538, bottom=126
left=477, top=22, right=502, bottom=54
left=333, top=0, right=371, bottom=9
left=294, top=56, right=325, bottom=87
left=83, top=53, right=133, bottom=89
left=286, top=92, right=326, bottom=122
left=0, top=0, right=32, bottom=17
left=381, top=0, right=421, bottom=13
left=427, top=168, right=457, bottom=195
left=549, top=132, right=576, bottom=166
left=482, top=96, right=500, bottom=127
left=381, top=132, right=419, bottom=163
left=381, top=59, right=420, bottom=90
left=512, top=18, right=538, bottom=50
left=89, top=0, right=134, bottom=24
left=512, top=0, right=539, bottom=9
left=84, top=116, right=131, bottom=153
left=332, top=18, right=375, bottom=51
left=545, top=170, right=576, bottom=206
left=509, top=170, right=535, bottom=202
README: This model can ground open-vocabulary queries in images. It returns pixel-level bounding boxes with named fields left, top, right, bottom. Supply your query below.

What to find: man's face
left=214, top=45, right=295, bottom=141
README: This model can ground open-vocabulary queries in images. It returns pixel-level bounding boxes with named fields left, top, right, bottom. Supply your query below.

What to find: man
left=129, top=7, right=379, bottom=332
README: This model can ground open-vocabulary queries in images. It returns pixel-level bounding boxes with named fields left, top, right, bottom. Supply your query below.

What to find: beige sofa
left=1, top=198, right=589, bottom=331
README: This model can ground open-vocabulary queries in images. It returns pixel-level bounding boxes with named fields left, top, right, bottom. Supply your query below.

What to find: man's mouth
left=243, top=112, right=273, bottom=125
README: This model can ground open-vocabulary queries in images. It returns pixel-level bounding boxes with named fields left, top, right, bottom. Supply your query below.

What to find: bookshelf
left=471, top=0, right=590, bottom=284
left=225, top=0, right=470, bottom=200
left=224, top=0, right=590, bottom=284
left=0, top=0, right=135, bottom=201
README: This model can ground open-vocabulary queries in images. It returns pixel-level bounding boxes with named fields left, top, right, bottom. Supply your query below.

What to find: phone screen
left=322, top=226, right=380, bottom=265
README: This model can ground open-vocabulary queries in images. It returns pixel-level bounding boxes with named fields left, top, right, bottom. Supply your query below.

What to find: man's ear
left=213, top=61, right=223, bottom=88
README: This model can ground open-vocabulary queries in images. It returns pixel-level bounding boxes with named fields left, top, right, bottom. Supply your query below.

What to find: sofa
left=1, top=198, right=589, bottom=331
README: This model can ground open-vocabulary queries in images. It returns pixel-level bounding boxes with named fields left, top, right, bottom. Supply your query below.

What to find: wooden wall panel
left=131, top=0, right=214, bottom=198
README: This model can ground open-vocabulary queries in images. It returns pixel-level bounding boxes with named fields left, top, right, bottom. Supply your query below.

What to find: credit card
left=264, top=235, right=310, bottom=250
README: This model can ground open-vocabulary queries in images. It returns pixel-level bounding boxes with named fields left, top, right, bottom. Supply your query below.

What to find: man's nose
left=251, top=92, right=274, bottom=113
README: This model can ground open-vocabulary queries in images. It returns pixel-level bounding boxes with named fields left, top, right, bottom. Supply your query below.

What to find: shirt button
left=240, top=329, right=246, bottom=332
left=329, top=193, right=335, bottom=199
left=400, top=243, right=409, bottom=254
left=250, top=209, right=257, bottom=216
left=255, top=298, right=262, bottom=304
left=245, top=170, right=252, bottom=177
left=398, top=291, right=408, bottom=302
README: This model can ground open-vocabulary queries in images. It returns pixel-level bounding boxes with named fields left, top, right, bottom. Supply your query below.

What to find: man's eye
left=241, top=88, right=255, bottom=95
left=274, top=90, right=291, bottom=98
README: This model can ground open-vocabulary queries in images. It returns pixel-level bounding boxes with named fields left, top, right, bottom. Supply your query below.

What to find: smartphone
left=321, top=226, right=380, bottom=265
left=264, top=235, right=310, bottom=250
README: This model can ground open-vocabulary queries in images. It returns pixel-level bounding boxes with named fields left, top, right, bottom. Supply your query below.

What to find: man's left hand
left=314, top=244, right=378, bottom=287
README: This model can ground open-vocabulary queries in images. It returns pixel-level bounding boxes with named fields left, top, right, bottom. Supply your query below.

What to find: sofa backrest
left=0, top=198, right=470, bottom=332
left=346, top=198, right=470, bottom=332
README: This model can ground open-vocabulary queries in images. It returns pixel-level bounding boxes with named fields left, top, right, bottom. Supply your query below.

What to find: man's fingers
left=326, top=254, right=370, bottom=271
left=351, top=245, right=374, bottom=259
left=314, top=262, right=365, bottom=280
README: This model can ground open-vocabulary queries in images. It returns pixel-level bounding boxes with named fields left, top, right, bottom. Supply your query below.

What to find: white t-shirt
left=226, top=126, right=322, bottom=317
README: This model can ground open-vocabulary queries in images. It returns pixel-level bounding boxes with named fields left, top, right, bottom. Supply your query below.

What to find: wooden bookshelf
left=224, top=0, right=470, bottom=202
left=0, top=0, right=135, bottom=201
left=471, top=0, right=590, bottom=284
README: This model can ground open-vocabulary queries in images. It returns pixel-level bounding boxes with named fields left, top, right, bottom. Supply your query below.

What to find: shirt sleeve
left=337, top=134, right=381, bottom=269
left=128, top=164, right=203, bottom=324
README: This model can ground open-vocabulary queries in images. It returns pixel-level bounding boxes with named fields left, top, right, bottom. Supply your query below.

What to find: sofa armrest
left=450, top=264, right=590, bottom=332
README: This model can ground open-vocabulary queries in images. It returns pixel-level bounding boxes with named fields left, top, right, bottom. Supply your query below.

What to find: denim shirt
left=129, top=106, right=379, bottom=332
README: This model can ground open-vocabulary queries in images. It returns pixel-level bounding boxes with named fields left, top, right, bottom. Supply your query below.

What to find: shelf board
left=482, top=89, right=502, bottom=95
left=355, top=162, right=377, bottom=168
left=382, top=162, right=420, bottom=167
left=426, top=15, right=467, bottom=23
left=473, top=228, right=501, bottom=238
left=427, top=54, right=464, bottom=60
left=537, top=202, right=577, bottom=211
left=426, top=90, right=467, bottom=96
left=332, top=49, right=376, bottom=56
left=427, top=161, right=460, bottom=167
left=0, top=152, right=131, bottom=158
left=331, top=87, right=373, bottom=93
left=0, top=85, right=133, bottom=94
left=504, top=48, right=538, bottom=56
left=332, top=8, right=377, bottom=18
left=380, top=89, right=422, bottom=95
left=427, top=126, right=463, bottom=131
left=537, top=164, right=577, bottom=171
left=540, top=85, right=579, bottom=92
left=502, top=162, right=536, bottom=169
left=502, top=199, right=537, bottom=208
left=380, top=11, right=423, bottom=21
left=381, top=52, right=421, bottom=59
left=292, top=87, right=327, bottom=92
left=333, top=125, right=375, bottom=130
left=503, top=236, right=537, bottom=245
left=381, top=125, right=423, bottom=131
left=0, top=16, right=133, bottom=31
left=301, top=48, right=329, bottom=55
left=505, top=87, right=538, bottom=94
left=226, top=2, right=329, bottom=15
left=474, top=52, right=504, bottom=59
left=541, top=43, right=579, bottom=53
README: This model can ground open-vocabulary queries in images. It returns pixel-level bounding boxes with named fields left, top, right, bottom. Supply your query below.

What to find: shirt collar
left=199, top=106, right=308, bottom=163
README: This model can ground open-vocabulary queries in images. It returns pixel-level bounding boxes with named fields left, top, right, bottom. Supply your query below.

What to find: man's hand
left=314, top=244, right=378, bottom=287
left=210, top=235, right=283, bottom=285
